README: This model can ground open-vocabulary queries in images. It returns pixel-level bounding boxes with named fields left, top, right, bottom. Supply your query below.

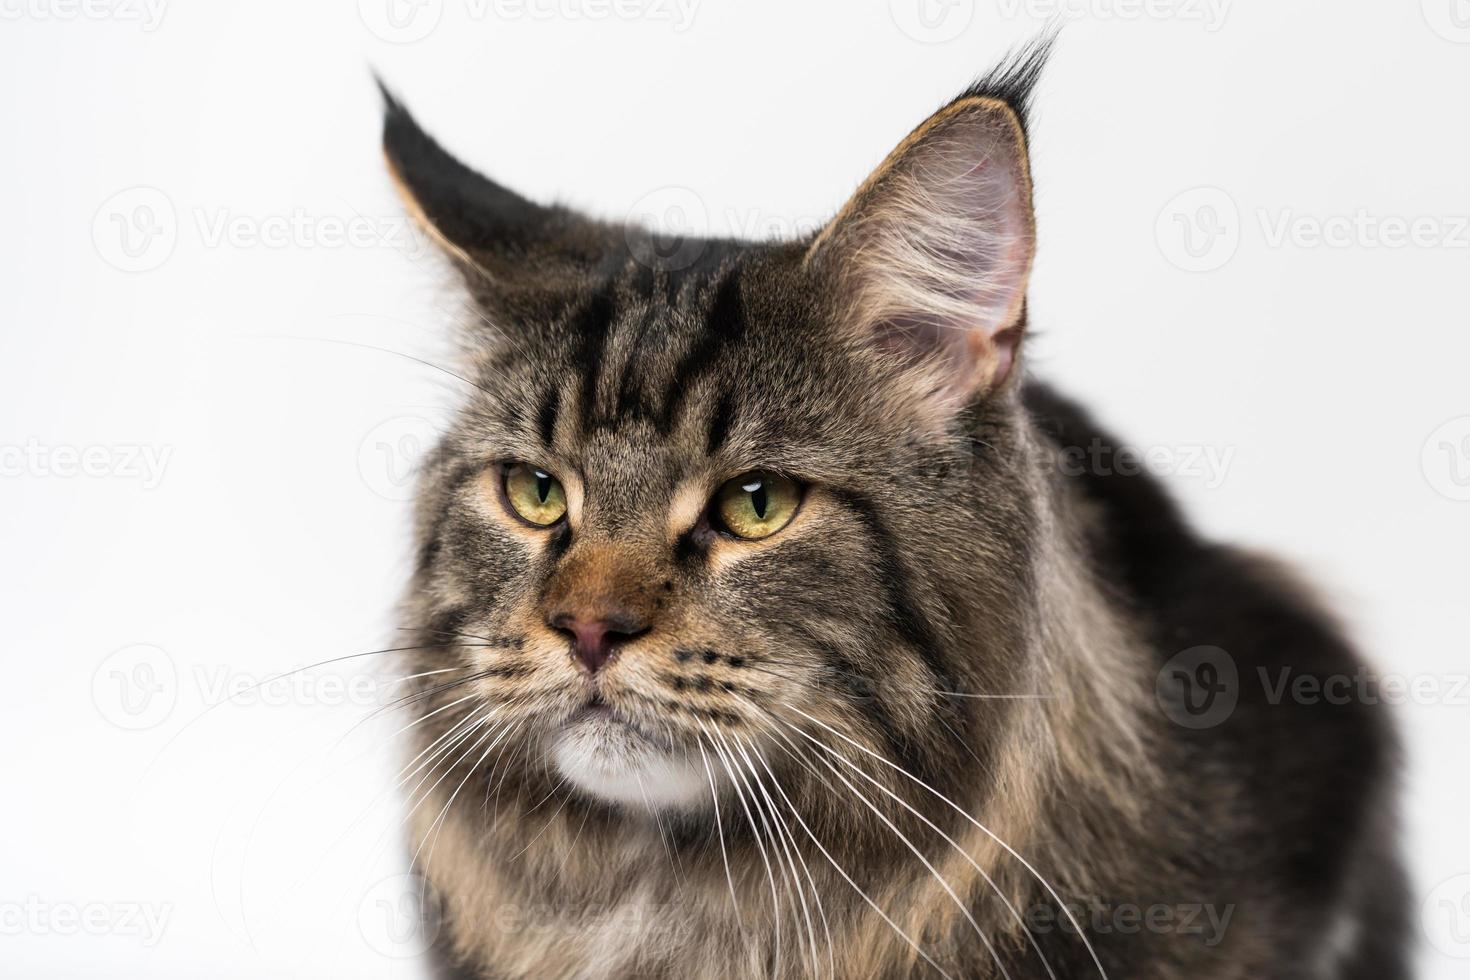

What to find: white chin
left=551, top=716, right=710, bottom=811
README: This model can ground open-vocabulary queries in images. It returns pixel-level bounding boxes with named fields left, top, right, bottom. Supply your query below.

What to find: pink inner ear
left=981, top=323, right=1021, bottom=390
left=875, top=306, right=1022, bottom=397
left=821, top=98, right=1036, bottom=400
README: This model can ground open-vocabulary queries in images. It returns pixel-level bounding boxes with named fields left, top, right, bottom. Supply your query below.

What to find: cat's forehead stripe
left=571, top=286, right=617, bottom=435
left=559, top=256, right=745, bottom=449
left=535, top=383, right=560, bottom=447
left=655, top=261, right=745, bottom=439
left=704, top=388, right=735, bottom=457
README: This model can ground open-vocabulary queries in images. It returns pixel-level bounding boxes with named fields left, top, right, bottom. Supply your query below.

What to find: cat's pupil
left=750, top=483, right=767, bottom=519
left=534, top=471, right=551, bottom=503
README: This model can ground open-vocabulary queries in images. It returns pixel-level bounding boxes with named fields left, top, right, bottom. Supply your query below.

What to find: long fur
left=381, top=43, right=1407, bottom=980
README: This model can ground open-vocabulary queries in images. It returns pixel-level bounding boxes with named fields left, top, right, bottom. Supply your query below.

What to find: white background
left=2, top=1, right=1467, bottom=976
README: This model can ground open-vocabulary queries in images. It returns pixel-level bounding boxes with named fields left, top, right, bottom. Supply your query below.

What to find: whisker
left=713, top=726, right=815, bottom=977
left=735, top=660, right=1050, bottom=702
left=409, top=715, right=525, bottom=917
left=396, top=625, right=506, bottom=646
left=764, top=718, right=1008, bottom=978
left=761, top=712, right=1055, bottom=980
left=390, top=690, right=481, bottom=740
left=400, top=708, right=502, bottom=807
left=635, top=769, right=684, bottom=883
left=389, top=666, right=482, bottom=684
left=137, top=643, right=480, bottom=785
left=416, top=715, right=519, bottom=876
left=697, top=737, right=745, bottom=936
left=549, top=798, right=595, bottom=883
left=698, top=718, right=783, bottom=973
left=395, top=703, right=498, bottom=788
left=718, top=719, right=953, bottom=980
left=728, top=732, right=829, bottom=979
left=782, top=702, right=1108, bottom=980
left=328, top=666, right=494, bottom=754
left=262, top=331, right=498, bottom=399
left=733, top=734, right=835, bottom=980
left=506, top=776, right=575, bottom=863
left=522, top=772, right=570, bottom=817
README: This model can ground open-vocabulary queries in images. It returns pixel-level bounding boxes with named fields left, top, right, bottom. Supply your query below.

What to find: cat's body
left=384, top=45, right=1407, bottom=980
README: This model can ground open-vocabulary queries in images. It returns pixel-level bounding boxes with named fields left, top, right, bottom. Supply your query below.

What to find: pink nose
left=548, top=612, right=650, bottom=673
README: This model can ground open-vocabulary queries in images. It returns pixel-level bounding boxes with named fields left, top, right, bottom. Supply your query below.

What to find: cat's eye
left=502, top=463, right=567, bottom=527
left=712, top=471, right=801, bottom=540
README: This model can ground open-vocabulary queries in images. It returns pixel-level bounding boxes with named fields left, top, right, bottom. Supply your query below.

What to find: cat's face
left=388, top=80, right=1042, bottom=817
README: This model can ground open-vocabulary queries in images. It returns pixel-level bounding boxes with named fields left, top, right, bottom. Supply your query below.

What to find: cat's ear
left=378, top=81, right=607, bottom=287
left=806, top=55, right=1045, bottom=403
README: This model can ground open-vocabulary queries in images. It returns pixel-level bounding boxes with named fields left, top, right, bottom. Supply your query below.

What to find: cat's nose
left=548, top=610, right=650, bottom=674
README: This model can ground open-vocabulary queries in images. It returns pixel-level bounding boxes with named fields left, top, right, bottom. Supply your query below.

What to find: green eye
left=503, top=463, right=567, bottom=527
left=713, top=471, right=801, bottom=540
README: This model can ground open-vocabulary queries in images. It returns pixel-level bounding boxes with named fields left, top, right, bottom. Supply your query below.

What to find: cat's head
left=388, top=47, right=1048, bottom=818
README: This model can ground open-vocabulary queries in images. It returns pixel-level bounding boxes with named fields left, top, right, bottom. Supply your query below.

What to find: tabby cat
left=381, top=44, right=1407, bottom=979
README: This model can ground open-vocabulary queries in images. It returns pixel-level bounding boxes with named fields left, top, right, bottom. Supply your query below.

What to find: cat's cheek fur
left=549, top=719, right=711, bottom=811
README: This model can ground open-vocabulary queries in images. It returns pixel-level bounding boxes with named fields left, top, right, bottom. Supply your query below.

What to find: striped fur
left=382, top=44, right=1407, bottom=980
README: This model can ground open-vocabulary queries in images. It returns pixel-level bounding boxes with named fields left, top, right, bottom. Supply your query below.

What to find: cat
left=380, top=41, right=1408, bottom=980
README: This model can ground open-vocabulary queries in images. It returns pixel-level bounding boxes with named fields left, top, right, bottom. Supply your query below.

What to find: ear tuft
left=954, top=31, right=1056, bottom=141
